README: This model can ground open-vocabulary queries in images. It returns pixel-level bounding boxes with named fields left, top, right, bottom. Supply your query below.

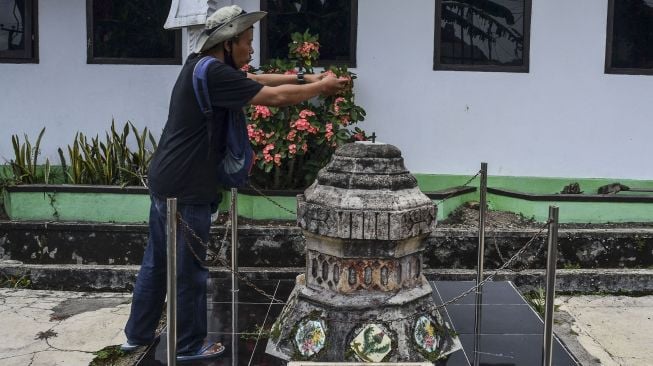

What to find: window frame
left=433, top=0, right=532, bottom=73
left=605, top=0, right=653, bottom=76
left=0, top=0, right=38, bottom=64
left=85, top=0, right=182, bottom=65
left=259, top=0, right=358, bottom=67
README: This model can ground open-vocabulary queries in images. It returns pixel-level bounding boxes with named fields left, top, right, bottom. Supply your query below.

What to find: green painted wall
left=4, top=191, right=150, bottom=223
left=487, top=194, right=653, bottom=224
left=416, top=173, right=653, bottom=194
left=3, top=171, right=653, bottom=223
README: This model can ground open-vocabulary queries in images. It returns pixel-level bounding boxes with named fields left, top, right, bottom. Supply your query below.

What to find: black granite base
left=136, top=280, right=579, bottom=366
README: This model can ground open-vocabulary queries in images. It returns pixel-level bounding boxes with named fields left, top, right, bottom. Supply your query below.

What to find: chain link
left=247, top=183, right=298, bottom=216
left=433, top=170, right=481, bottom=208
left=177, top=214, right=286, bottom=304
left=427, top=220, right=550, bottom=311
left=324, top=221, right=551, bottom=325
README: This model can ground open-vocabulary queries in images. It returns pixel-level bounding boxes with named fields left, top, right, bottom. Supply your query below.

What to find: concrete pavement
left=557, top=295, right=653, bottom=366
left=0, top=288, right=651, bottom=365
left=0, top=289, right=131, bottom=366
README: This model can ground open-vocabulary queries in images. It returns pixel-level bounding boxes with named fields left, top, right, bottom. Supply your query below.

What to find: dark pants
left=125, top=195, right=210, bottom=355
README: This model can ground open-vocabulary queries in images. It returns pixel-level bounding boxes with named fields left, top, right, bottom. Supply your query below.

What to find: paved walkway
left=0, top=289, right=131, bottom=366
left=0, top=289, right=651, bottom=365
left=557, top=295, right=653, bottom=366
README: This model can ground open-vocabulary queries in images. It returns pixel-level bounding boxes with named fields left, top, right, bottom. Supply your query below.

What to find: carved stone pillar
left=266, top=142, right=461, bottom=362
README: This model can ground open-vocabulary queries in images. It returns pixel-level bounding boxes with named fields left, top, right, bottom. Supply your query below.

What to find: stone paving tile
left=0, top=289, right=131, bottom=366
left=30, top=350, right=95, bottom=366
left=559, top=295, right=653, bottom=366
left=48, top=304, right=131, bottom=352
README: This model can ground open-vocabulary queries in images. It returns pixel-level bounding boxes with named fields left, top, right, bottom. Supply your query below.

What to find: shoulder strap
left=192, top=56, right=217, bottom=120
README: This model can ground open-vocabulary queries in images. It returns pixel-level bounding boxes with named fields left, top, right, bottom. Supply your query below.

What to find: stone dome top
left=315, top=142, right=416, bottom=191
left=297, top=142, right=436, bottom=240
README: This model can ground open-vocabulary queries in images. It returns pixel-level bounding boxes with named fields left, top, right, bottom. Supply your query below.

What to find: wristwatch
left=297, top=71, right=306, bottom=85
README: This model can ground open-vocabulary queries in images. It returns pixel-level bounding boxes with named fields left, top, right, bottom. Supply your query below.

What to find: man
left=122, top=5, right=348, bottom=362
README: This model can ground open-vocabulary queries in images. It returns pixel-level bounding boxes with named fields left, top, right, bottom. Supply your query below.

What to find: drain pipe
left=166, top=198, right=178, bottom=366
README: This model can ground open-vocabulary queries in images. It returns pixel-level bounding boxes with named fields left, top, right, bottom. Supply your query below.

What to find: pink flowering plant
left=246, top=31, right=368, bottom=189
left=289, top=30, right=320, bottom=72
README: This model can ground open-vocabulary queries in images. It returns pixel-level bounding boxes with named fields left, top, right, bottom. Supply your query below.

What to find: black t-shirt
left=148, top=54, right=263, bottom=204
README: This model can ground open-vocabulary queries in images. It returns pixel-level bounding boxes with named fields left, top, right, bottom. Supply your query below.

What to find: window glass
left=89, top=0, right=180, bottom=64
left=261, top=0, right=357, bottom=66
left=0, top=0, right=36, bottom=61
left=608, top=0, right=653, bottom=72
left=435, top=0, right=530, bottom=71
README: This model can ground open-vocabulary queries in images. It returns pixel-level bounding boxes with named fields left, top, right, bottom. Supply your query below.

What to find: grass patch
left=89, top=345, right=126, bottom=366
left=0, top=273, right=31, bottom=289
left=524, top=287, right=559, bottom=316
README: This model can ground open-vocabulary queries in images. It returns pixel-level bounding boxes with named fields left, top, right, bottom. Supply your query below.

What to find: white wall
left=355, top=0, right=653, bottom=179
left=0, top=0, right=181, bottom=163
left=2, top=0, right=652, bottom=180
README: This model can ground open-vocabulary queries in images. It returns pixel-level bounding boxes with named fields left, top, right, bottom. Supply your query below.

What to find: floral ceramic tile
left=349, top=323, right=392, bottom=362
left=414, top=315, right=439, bottom=353
left=294, top=319, right=327, bottom=357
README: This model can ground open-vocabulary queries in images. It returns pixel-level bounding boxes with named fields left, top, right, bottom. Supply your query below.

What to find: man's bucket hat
left=194, top=5, right=266, bottom=53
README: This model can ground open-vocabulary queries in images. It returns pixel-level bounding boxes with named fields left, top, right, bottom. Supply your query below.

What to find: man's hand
left=319, top=76, right=349, bottom=96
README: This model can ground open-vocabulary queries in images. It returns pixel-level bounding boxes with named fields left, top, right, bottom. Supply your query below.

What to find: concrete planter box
left=4, top=185, right=150, bottom=223
left=5, top=184, right=653, bottom=224
left=3, top=185, right=302, bottom=223
left=488, top=187, right=653, bottom=223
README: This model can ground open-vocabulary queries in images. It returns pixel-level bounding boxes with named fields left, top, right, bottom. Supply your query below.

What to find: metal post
left=473, top=289, right=483, bottom=366
left=543, top=206, right=559, bottom=366
left=476, top=162, right=488, bottom=286
left=473, top=163, right=488, bottom=366
left=166, top=198, right=178, bottom=366
left=230, top=188, right=239, bottom=366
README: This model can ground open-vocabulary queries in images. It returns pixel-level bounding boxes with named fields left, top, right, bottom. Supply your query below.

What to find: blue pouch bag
left=193, top=56, right=254, bottom=188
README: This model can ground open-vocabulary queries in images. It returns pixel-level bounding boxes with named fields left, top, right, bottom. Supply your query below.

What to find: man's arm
left=247, top=72, right=323, bottom=86
left=249, top=76, right=348, bottom=107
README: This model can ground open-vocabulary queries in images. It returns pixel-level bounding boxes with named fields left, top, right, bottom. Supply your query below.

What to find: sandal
left=120, top=341, right=146, bottom=352
left=176, top=341, right=226, bottom=362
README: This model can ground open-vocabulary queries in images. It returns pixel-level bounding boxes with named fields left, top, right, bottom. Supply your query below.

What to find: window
left=434, top=0, right=531, bottom=72
left=605, top=0, right=653, bottom=75
left=0, top=0, right=37, bottom=63
left=87, top=0, right=181, bottom=65
left=260, top=0, right=357, bottom=67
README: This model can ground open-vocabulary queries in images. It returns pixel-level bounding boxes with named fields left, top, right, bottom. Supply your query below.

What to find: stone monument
left=266, top=142, right=461, bottom=362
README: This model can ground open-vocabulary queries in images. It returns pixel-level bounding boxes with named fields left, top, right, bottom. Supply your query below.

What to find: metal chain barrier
left=166, top=165, right=553, bottom=325
left=174, top=195, right=552, bottom=323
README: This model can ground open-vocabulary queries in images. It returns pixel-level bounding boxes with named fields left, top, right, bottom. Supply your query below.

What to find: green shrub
left=7, top=120, right=157, bottom=187
left=9, top=127, right=51, bottom=184
left=61, top=120, right=157, bottom=186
